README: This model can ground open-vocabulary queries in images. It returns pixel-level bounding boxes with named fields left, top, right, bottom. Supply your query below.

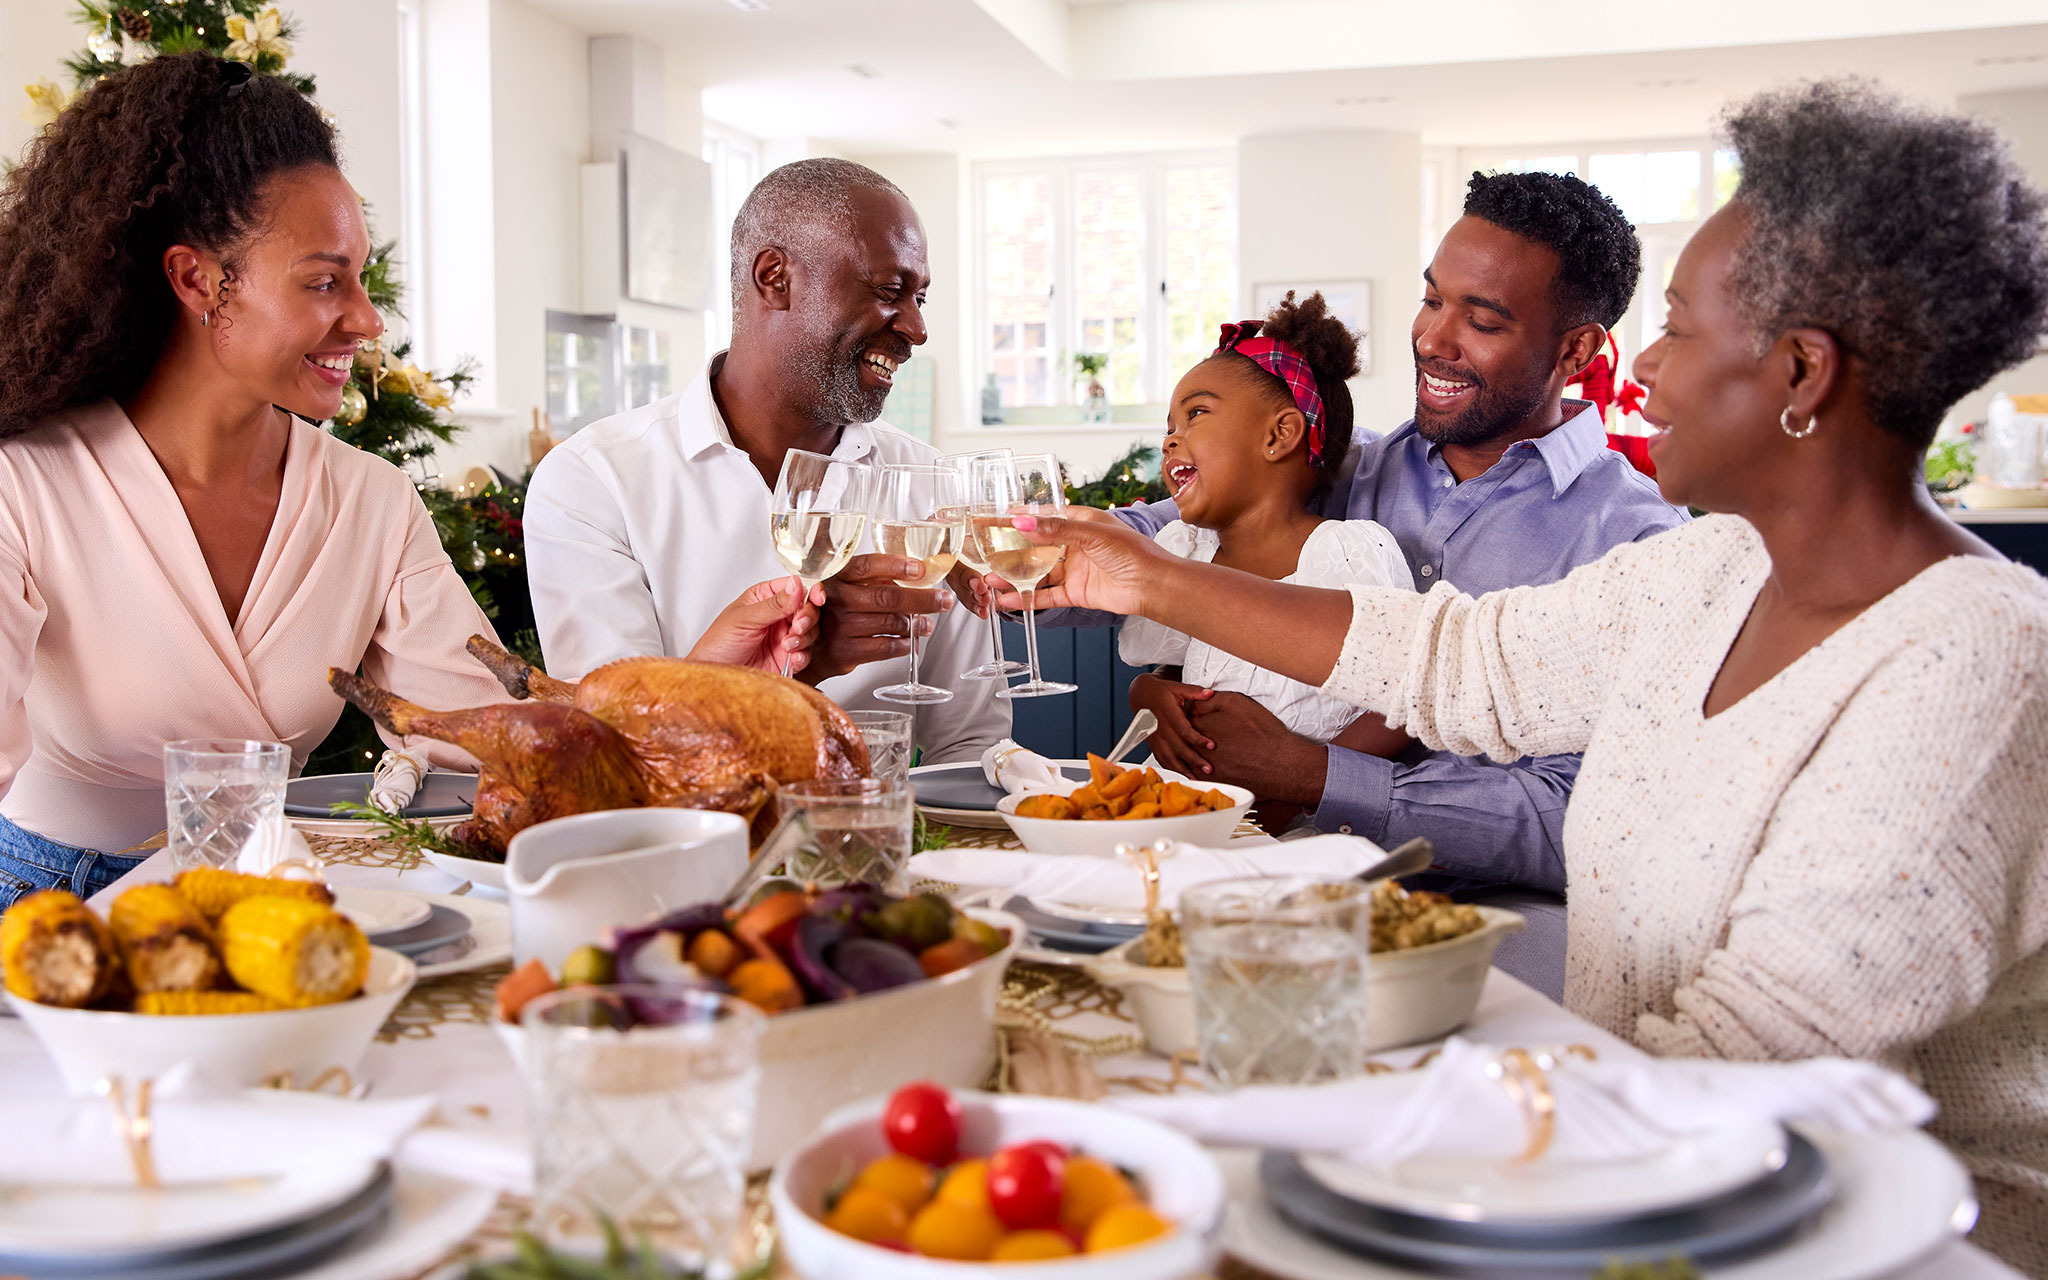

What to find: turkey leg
left=464, top=636, right=578, bottom=704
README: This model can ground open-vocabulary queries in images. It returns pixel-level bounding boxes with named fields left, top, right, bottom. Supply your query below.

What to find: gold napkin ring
left=1489, top=1049, right=1556, bottom=1164
left=97, top=1075, right=158, bottom=1188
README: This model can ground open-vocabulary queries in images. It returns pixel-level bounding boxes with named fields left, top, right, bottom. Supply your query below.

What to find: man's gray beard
left=788, top=320, right=890, bottom=426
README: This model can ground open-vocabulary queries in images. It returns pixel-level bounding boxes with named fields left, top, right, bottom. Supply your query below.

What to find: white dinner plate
left=1221, top=1125, right=1976, bottom=1280
left=292, top=1167, right=498, bottom=1280
left=0, top=1159, right=381, bottom=1257
left=333, top=887, right=435, bottom=938
left=399, top=893, right=512, bottom=980
left=1298, top=1118, right=1791, bottom=1226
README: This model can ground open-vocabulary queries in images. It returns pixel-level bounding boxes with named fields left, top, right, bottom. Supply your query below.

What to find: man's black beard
left=1412, top=366, right=1551, bottom=448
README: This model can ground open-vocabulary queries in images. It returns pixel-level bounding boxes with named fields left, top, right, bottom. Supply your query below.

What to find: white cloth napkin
left=0, top=1086, right=435, bottom=1186
left=234, top=820, right=318, bottom=876
left=1112, top=1037, right=1936, bottom=1166
left=369, top=748, right=429, bottom=813
left=906, top=835, right=1381, bottom=913
left=981, top=739, right=1067, bottom=794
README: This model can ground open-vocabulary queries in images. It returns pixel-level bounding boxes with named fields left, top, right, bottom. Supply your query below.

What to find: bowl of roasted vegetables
left=1, top=871, right=415, bottom=1091
left=995, top=756, right=1252, bottom=857
left=1083, top=879, right=1524, bottom=1057
left=493, top=883, right=1023, bottom=1169
left=771, top=1083, right=1223, bottom=1280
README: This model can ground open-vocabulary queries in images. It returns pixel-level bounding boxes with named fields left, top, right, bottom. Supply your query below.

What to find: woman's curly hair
left=0, top=53, right=337, bottom=437
left=1722, top=79, right=2048, bottom=450
left=1218, top=290, right=1361, bottom=498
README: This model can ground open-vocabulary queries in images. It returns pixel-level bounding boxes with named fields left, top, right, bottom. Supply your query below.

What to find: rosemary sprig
left=913, top=811, right=954, bottom=853
left=327, top=801, right=484, bottom=869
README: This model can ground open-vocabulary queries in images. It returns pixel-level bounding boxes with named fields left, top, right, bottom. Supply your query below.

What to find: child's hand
left=1128, top=673, right=1215, bottom=777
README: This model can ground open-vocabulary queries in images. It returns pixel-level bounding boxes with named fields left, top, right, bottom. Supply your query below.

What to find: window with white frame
left=1441, top=141, right=1738, bottom=374
left=393, top=1, right=426, bottom=363
left=703, top=124, right=764, bottom=353
left=976, top=154, right=1235, bottom=413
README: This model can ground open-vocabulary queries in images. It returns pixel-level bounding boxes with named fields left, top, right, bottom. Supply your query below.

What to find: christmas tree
left=21, top=2, right=538, bottom=775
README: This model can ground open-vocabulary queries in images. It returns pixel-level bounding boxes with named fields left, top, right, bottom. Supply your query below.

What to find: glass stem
left=908, top=613, right=924, bottom=688
left=1021, top=586, right=1042, bottom=684
left=984, top=605, right=1005, bottom=667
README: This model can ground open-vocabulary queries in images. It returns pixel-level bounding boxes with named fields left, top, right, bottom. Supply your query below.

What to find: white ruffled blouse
left=1118, top=519, right=1414, bottom=744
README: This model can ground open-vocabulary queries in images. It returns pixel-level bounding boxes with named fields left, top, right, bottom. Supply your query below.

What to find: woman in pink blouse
left=0, top=55, right=817, bottom=906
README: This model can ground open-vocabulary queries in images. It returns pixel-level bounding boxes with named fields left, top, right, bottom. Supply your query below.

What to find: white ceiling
left=522, top=0, right=2048, bottom=155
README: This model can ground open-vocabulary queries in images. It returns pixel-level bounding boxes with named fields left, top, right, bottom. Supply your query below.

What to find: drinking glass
left=985, top=452, right=1077, bottom=698
left=1181, top=876, right=1372, bottom=1088
left=523, top=986, right=765, bottom=1270
left=769, top=449, right=876, bottom=676
left=163, top=739, right=289, bottom=874
left=775, top=778, right=914, bottom=888
left=846, top=709, right=913, bottom=787
left=872, top=464, right=967, bottom=705
left=943, top=448, right=1027, bottom=680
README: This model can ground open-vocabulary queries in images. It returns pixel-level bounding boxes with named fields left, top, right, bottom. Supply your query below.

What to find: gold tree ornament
left=20, top=80, right=75, bottom=128
left=224, top=8, right=293, bottom=66
left=335, top=383, right=368, bottom=427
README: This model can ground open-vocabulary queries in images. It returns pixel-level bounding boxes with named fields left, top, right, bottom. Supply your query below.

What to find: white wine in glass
left=943, top=449, right=1028, bottom=680
left=769, top=449, right=877, bottom=676
left=873, top=464, right=967, bottom=704
left=993, top=452, right=1077, bottom=699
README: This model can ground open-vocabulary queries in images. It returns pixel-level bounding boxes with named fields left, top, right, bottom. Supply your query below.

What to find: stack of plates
left=333, top=888, right=511, bottom=979
left=0, top=1161, right=394, bottom=1280
left=284, top=773, right=475, bottom=839
left=1257, top=1121, right=1837, bottom=1274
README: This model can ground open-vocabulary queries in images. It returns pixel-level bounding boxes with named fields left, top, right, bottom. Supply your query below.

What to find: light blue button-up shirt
left=1112, top=401, right=1685, bottom=893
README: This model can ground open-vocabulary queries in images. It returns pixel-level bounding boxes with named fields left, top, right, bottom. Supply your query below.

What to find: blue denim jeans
left=0, top=814, right=147, bottom=912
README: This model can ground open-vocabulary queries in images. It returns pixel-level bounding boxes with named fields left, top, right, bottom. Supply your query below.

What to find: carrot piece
left=730, top=955, right=804, bottom=1012
left=1087, top=753, right=1115, bottom=787
left=1101, top=769, right=1144, bottom=800
left=495, top=958, right=557, bottom=1024
left=733, top=890, right=809, bottom=956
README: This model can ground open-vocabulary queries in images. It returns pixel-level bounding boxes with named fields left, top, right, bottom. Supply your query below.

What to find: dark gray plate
left=1003, top=897, right=1143, bottom=954
left=912, top=763, right=1087, bottom=813
left=285, top=771, right=475, bottom=819
left=0, top=1162, right=392, bottom=1280
left=1259, top=1133, right=1834, bottom=1275
left=370, top=901, right=472, bottom=954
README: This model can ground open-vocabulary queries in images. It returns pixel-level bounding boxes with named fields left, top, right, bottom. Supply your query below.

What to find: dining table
left=0, top=825, right=2023, bottom=1280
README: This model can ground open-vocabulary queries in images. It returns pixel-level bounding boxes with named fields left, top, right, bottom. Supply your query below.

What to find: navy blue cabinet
left=998, top=620, right=1148, bottom=759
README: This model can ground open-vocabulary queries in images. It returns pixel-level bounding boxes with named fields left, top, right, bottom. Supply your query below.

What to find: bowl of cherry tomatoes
left=770, top=1082, right=1224, bottom=1279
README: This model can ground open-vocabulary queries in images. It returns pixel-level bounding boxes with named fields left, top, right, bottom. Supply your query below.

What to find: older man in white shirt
left=524, top=159, right=1008, bottom=763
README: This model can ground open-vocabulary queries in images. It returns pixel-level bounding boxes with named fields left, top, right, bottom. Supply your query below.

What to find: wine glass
left=769, top=449, right=875, bottom=676
left=944, top=448, right=1029, bottom=680
left=986, top=452, right=1077, bottom=699
left=872, top=463, right=966, bottom=704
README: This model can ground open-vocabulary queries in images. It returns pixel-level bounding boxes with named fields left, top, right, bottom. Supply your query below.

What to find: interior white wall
left=1955, top=87, right=2048, bottom=425
left=1238, top=128, right=1424, bottom=438
left=1, top=0, right=92, bottom=165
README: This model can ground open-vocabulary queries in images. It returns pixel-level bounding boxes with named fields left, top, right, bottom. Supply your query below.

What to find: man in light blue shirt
left=1106, top=172, right=1684, bottom=996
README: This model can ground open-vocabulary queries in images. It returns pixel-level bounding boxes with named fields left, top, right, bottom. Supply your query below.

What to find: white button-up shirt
left=523, top=356, right=1010, bottom=765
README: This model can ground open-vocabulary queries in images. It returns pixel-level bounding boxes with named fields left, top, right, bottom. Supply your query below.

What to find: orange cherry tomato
left=905, top=1200, right=1005, bottom=1260
left=825, top=1185, right=910, bottom=1245
left=1085, top=1203, right=1172, bottom=1253
left=990, top=1228, right=1078, bottom=1261
left=1059, top=1155, right=1137, bottom=1233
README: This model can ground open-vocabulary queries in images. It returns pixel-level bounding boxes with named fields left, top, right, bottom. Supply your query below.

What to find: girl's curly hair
left=1217, top=290, right=1361, bottom=497
left=0, top=52, right=337, bottom=437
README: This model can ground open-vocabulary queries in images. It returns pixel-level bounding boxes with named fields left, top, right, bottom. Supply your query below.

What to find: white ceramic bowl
left=1082, top=906, right=1525, bottom=1057
left=420, top=849, right=508, bottom=892
left=496, top=907, right=1025, bottom=1170
left=996, top=781, right=1254, bottom=857
left=772, top=1091, right=1224, bottom=1280
left=11, top=946, right=417, bottom=1093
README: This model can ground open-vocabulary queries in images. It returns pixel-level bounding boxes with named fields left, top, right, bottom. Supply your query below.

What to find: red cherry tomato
left=883, top=1082, right=963, bottom=1165
left=1018, top=1139, right=1069, bottom=1163
left=988, top=1142, right=1067, bottom=1230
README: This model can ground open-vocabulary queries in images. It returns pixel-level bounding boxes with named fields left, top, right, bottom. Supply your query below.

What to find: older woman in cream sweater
left=1003, top=82, right=2048, bottom=1271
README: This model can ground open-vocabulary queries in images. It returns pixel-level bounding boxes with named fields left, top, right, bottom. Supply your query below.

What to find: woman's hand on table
left=685, top=576, right=823, bottom=674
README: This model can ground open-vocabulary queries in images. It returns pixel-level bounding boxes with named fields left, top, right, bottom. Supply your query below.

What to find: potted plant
left=1074, top=352, right=1111, bottom=423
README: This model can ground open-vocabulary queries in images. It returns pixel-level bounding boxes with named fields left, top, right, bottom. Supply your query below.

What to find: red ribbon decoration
left=1214, top=321, right=1328, bottom=467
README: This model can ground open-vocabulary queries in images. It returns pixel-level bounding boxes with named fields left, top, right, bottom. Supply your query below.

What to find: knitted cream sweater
left=1322, top=515, right=2048, bottom=1272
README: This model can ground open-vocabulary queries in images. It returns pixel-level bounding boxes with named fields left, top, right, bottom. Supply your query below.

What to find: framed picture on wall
left=1252, top=280, right=1372, bottom=375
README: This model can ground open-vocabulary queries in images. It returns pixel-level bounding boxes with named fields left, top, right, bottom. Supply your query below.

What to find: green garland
left=1063, top=441, right=1169, bottom=510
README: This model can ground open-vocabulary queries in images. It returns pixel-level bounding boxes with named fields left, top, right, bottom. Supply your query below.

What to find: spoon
left=716, top=811, right=819, bottom=911
left=1353, top=836, right=1434, bottom=883
left=1102, top=710, right=1159, bottom=767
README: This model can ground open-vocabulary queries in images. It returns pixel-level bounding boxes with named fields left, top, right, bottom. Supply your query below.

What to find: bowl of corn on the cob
left=1, top=870, right=416, bottom=1092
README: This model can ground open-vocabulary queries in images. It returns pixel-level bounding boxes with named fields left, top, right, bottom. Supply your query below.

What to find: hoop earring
left=200, top=309, right=212, bottom=328
left=1780, top=406, right=1818, bottom=439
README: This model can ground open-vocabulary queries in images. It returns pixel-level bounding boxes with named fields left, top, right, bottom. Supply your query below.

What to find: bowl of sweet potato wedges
left=996, top=755, right=1253, bottom=858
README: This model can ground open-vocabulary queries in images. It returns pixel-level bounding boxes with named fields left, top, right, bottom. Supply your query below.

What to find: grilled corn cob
left=1, top=890, right=118, bottom=1007
left=108, top=884, right=221, bottom=993
left=218, top=897, right=368, bottom=1006
left=173, top=868, right=332, bottom=923
left=135, top=990, right=284, bottom=1015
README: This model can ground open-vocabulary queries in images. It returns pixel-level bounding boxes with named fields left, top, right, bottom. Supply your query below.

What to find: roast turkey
left=327, top=638, right=871, bottom=855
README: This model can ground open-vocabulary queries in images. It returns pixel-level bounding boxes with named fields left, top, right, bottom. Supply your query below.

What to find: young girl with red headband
left=1121, top=291, right=1415, bottom=832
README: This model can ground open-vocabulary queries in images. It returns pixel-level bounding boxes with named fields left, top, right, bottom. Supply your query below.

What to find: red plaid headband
left=1213, top=321, right=1327, bottom=466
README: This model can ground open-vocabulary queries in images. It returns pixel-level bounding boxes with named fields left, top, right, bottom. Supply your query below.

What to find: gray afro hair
left=1720, top=79, right=2048, bottom=448
left=729, top=157, right=907, bottom=322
